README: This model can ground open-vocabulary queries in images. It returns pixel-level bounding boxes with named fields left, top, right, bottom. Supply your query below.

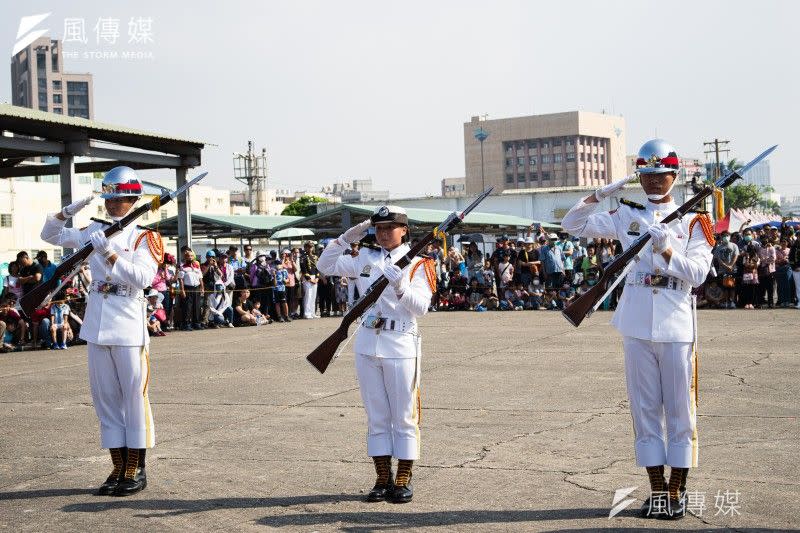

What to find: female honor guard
left=317, top=206, right=435, bottom=503
left=40, top=166, right=162, bottom=496
left=561, top=140, right=714, bottom=519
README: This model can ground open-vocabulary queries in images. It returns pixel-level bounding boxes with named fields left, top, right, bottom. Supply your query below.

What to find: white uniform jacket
left=40, top=215, right=161, bottom=346
left=561, top=198, right=714, bottom=343
left=318, top=239, right=433, bottom=358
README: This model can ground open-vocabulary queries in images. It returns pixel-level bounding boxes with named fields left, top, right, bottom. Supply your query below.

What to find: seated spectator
left=701, top=278, right=724, bottom=309
left=234, top=289, right=267, bottom=326
left=0, top=295, right=26, bottom=351
left=31, top=306, right=52, bottom=350
left=146, top=289, right=167, bottom=336
left=49, top=300, right=74, bottom=349
left=36, top=251, right=57, bottom=283
left=251, top=300, right=270, bottom=325
left=206, top=283, right=234, bottom=328
left=449, top=288, right=468, bottom=311
left=466, top=279, right=482, bottom=310
left=477, top=288, right=499, bottom=311
left=2, top=261, right=24, bottom=301
left=576, top=280, right=590, bottom=297
left=529, top=279, right=544, bottom=310
left=543, top=289, right=559, bottom=310
left=16, top=251, right=43, bottom=296
left=557, top=281, right=576, bottom=310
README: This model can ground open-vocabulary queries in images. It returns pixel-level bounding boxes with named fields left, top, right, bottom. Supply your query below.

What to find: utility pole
left=703, top=138, right=730, bottom=181
left=703, top=138, right=731, bottom=222
left=233, top=141, right=268, bottom=215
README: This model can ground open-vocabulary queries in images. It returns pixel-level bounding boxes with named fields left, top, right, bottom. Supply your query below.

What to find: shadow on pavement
left=1, top=488, right=96, bottom=500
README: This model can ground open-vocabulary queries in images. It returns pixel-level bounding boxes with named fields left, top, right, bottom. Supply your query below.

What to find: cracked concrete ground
left=1, top=309, right=798, bottom=532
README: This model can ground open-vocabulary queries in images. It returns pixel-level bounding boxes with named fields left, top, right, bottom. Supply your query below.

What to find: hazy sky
left=2, top=1, right=797, bottom=197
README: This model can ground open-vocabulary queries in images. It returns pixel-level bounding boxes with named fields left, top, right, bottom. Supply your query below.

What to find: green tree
left=724, top=183, right=780, bottom=214
left=281, top=195, right=328, bottom=216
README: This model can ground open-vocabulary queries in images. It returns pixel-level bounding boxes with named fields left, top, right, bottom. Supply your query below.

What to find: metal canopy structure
left=150, top=213, right=303, bottom=239
left=0, top=103, right=206, bottom=251
left=270, top=204, right=559, bottom=238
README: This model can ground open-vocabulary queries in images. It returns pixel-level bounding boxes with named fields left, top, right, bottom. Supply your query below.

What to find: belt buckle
left=97, top=282, right=114, bottom=294
left=364, top=315, right=386, bottom=329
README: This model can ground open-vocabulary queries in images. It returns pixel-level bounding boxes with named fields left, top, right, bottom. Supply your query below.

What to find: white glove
left=383, top=263, right=408, bottom=294
left=648, top=223, right=670, bottom=254
left=61, top=196, right=94, bottom=218
left=594, top=174, right=637, bottom=201
left=340, top=219, right=372, bottom=244
left=90, top=230, right=114, bottom=258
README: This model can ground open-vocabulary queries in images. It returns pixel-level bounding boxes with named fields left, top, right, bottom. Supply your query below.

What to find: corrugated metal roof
left=0, top=104, right=206, bottom=146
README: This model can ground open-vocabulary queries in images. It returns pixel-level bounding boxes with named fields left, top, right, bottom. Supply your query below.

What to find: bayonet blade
left=169, top=171, right=208, bottom=201
left=715, top=145, right=777, bottom=187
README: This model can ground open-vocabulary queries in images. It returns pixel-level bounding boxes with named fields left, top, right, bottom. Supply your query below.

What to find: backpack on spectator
left=256, top=264, right=274, bottom=287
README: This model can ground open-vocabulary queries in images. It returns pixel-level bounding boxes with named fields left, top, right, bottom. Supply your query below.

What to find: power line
left=703, top=138, right=730, bottom=181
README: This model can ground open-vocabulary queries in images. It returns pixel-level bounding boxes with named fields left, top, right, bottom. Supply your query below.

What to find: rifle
left=20, top=172, right=208, bottom=318
left=562, top=145, right=777, bottom=327
left=306, top=187, right=494, bottom=374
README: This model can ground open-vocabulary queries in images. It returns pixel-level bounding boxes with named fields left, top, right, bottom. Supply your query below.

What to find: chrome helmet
left=636, top=139, right=680, bottom=175
left=100, top=166, right=143, bottom=199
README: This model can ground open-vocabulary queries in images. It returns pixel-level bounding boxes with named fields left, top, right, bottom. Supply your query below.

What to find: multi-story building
left=10, top=36, right=93, bottom=118
left=441, top=177, right=466, bottom=197
left=320, top=178, right=390, bottom=203
left=463, top=111, right=626, bottom=194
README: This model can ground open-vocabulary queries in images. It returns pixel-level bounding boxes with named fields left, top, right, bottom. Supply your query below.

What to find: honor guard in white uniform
left=40, top=166, right=163, bottom=497
left=562, top=140, right=715, bottom=519
left=317, top=206, right=436, bottom=503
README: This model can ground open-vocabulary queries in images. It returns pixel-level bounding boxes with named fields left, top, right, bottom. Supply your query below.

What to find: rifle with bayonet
left=306, top=187, right=494, bottom=374
left=562, top=145, right=778, bottom=327
left=20, top=172, right=208, bottom=318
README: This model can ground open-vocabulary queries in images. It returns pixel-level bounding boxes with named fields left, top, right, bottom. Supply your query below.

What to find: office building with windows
left=10, top=36, right=93, bottom=118
left=463, top=111, right=626, bottom=194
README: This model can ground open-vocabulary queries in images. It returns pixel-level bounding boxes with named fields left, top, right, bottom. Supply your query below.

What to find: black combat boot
left=640, top=465, right=667, bottom=518
left=366, top=455, right=394, bottom=502
left=97, top=447, right=126, bottom=496
left=661, top=467, right=688, bottom=520
left=113, top=448, right=147, bottom=496
left=389, top=459, right=413, bottom=503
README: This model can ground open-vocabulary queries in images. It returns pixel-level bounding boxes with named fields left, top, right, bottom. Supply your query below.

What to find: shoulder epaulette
left=410, top=257, right=437, bottom=293
left=134, top=230, right=165, bottom=264
left=620, top=198, right=645, bottom=210
left=689, top=213, right=716, bottom=247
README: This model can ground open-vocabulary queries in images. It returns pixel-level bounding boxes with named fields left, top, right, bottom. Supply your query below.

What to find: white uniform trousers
left=302, top=280, right=318, bottom=318
left=87, top=343, right=155, bottom=449
left=355, top=353, right=420, bottom=460
left=623, top=337, right=697, bottom=468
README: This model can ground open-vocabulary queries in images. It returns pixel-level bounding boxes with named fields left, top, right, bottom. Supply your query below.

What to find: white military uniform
left=318, top=238, right=433, bottom=460
left=561, top=197, right=714, bottom=468
left=41, top=215, right=159, bottom=450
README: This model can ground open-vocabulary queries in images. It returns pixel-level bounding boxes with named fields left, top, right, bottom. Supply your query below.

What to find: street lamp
left=474, top=127, right=489, bottom=191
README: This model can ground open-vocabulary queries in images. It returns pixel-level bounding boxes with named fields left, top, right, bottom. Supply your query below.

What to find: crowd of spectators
left=2, top=221, right=799, bottom=352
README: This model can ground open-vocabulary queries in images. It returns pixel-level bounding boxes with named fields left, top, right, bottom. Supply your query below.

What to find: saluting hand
left=341, top=219, right=372, bottom=244
left=61, top=196, right=94, bottom=218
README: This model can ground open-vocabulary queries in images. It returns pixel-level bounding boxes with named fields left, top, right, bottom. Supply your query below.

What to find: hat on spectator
left=548, top=233, right=559, bottom=240
left=206, top=250, right=216, bottom=257
left=146, top=289, right=162, bottom=301
left=516, top=237, right=525, bottom=243
left=524, top=236, right=535, bottom=244
left=282, top=249, right=291, bottom=255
